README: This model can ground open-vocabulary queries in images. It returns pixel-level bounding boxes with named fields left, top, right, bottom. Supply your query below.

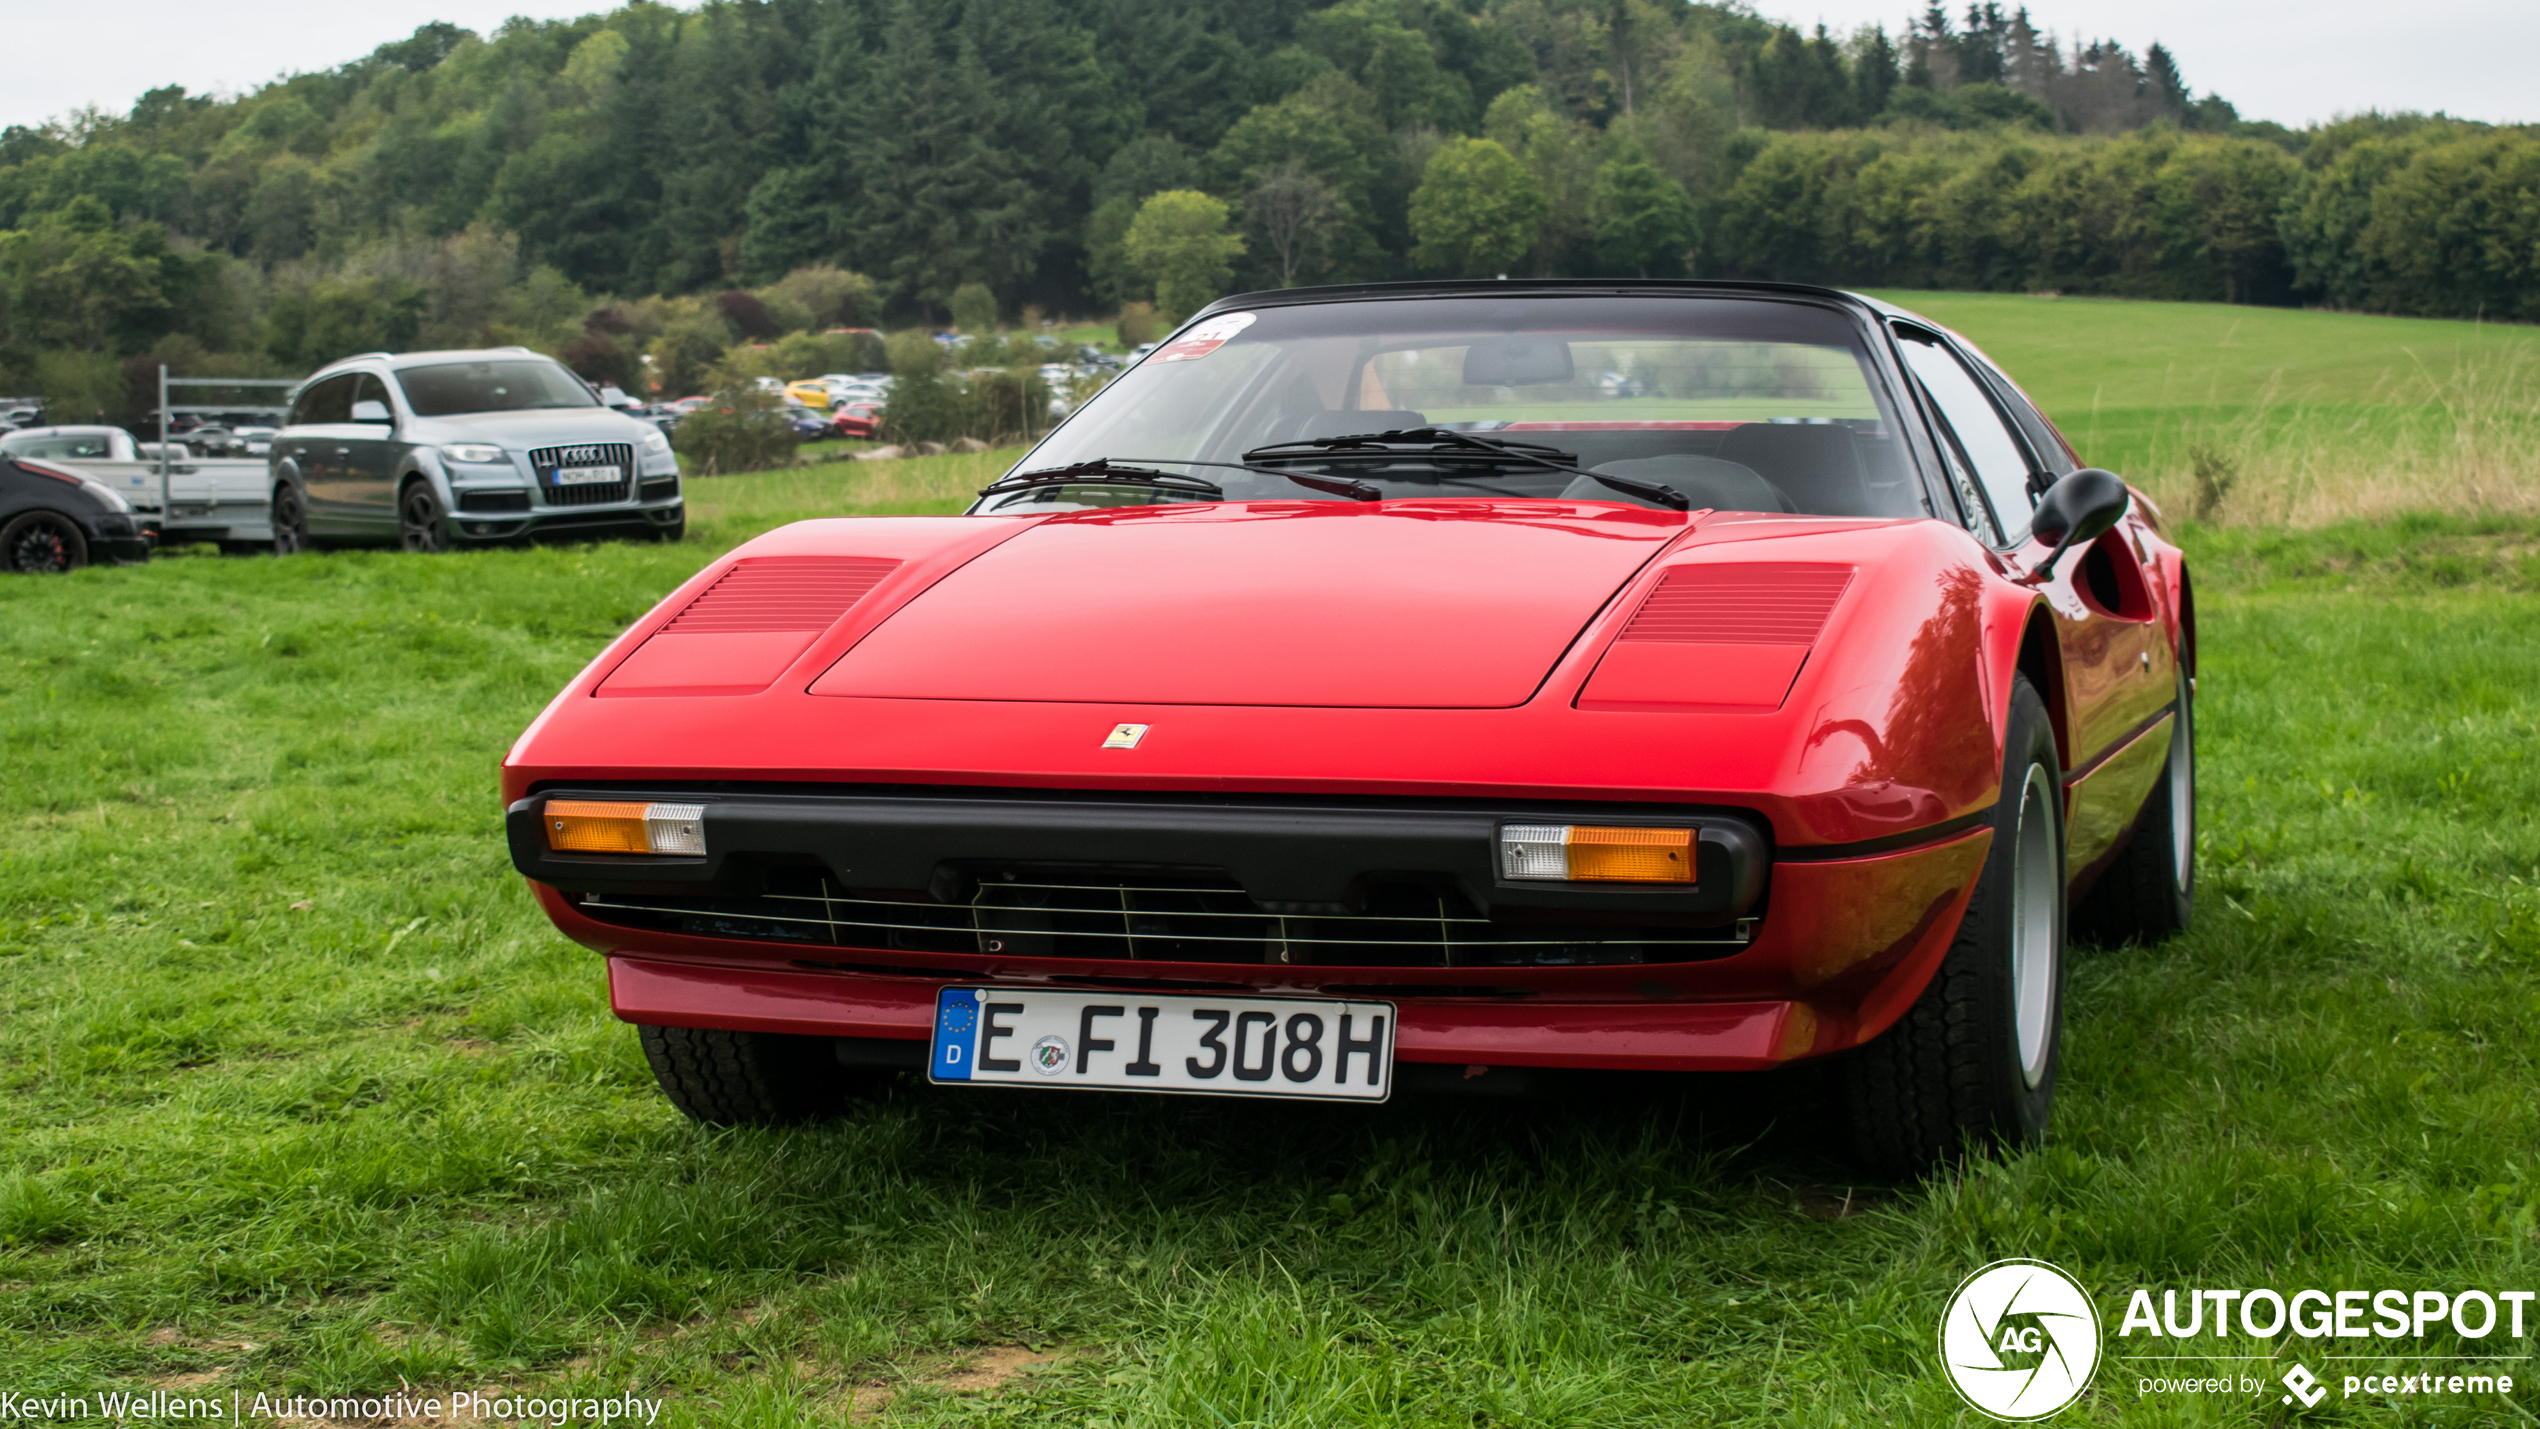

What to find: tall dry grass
left=2129, top=342, right=2540, bottom=527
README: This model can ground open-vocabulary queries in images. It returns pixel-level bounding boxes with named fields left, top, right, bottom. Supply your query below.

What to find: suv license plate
left=929, top=986, right=1395, bottom=1102
left=554, top=465, right=622, bottom=485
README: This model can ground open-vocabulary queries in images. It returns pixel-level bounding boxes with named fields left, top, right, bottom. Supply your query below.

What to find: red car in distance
left=829, top=402, right=883, bottom=440
left=504, top=281, right=2193, bottom=1173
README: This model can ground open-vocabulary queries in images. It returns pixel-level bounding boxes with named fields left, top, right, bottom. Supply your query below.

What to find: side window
left=290, top=374, right=356, bottom=427
left=1964, top=349, right=2076, bottom=478
left=1895, top=328, right=2039, bottom=543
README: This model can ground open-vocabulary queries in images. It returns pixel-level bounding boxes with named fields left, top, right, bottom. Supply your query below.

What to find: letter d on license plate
left=930, top=987, right=1394, bottom=1102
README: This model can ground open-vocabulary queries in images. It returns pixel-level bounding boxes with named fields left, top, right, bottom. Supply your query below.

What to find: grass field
left=1865, top=291, right=2540, bottom=528
left=4, top=434, right=2537, bottom=1424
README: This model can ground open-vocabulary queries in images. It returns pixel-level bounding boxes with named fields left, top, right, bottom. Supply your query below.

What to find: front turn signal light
left=544, top=800, right=707, bottom=855
left=1500, top=824, right=1695, bottom=883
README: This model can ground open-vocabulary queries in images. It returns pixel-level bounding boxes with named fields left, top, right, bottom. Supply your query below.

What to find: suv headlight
left=639, top=430, right=671, bottom=455
left=442, top=443, right=506, bottom=464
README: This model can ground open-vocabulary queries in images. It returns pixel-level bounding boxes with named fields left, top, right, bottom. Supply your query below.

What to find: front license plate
left=929, top=986, right=1395, bottom=1102
left=554, top=465, right=622, bottom=485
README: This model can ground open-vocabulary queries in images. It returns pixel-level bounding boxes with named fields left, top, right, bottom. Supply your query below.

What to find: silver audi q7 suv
left=270, top=347, right=683, bottom=552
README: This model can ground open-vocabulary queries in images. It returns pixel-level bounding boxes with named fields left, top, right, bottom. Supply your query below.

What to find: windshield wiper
left=978, top=458, right=1224, bottom=501
left=999, top=455, right=1384, bottom=502
left=1242, top=427, right=1691, bottom=510
left=1245, top=427, right=1579, bottom=469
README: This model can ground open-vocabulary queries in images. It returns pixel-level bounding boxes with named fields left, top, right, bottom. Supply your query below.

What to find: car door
left=282, top=374, right=360, bottom=534
left=341, top=372, right=402, bottom=533
left=1892, top=325, right=2169, bottom=879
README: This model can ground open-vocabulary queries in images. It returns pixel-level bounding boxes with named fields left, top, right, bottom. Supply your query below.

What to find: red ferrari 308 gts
left=505, top=282, right=2193, bottom=1172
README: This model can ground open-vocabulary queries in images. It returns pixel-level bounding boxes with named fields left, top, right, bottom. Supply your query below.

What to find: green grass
left=3, top=479, right=2537, bottom=1424
left=1864, top=291, right=2540, bottom=526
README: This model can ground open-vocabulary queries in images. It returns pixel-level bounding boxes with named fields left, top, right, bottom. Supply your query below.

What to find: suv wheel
left=400, top=482, right=450, bottom=553
left=272, top=485, right=308, bottom=556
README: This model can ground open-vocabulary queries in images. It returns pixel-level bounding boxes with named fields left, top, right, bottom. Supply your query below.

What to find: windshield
left=396, top=360, right=598, bottom=417
left=977, top=295, right=1926, bottom=518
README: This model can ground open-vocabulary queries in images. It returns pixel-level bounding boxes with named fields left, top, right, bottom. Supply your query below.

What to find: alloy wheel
left=2011, top=760, right=2062, bottom=1089
left=4, top=514, right=81, bottom=572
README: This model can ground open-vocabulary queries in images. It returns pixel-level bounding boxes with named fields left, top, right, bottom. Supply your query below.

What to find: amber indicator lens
left=1499, top=824, right=1695, bottom=882
left=544, top=800, right=707, bottom=855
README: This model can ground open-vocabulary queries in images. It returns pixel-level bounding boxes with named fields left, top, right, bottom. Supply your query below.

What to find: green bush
left=880, top=366, right=1052, bottom=446
left=948, top=282, right=999, bottom=334
left=670, top=387, right=799, bottom=475
left=1116, top=302, right=1164, bottom=347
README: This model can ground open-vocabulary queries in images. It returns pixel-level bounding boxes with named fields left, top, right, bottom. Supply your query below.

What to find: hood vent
left=601, top=556, right=903, bottom=697
left=1619, top=563, right=1854, bottom=645
left=1580, top=562, right=1855, bottom=712
left=663, top=556, right=902, bottom=633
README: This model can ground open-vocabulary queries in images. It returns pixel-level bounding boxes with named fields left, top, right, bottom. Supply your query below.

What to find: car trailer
left=122, top=370, right=300, bottom=548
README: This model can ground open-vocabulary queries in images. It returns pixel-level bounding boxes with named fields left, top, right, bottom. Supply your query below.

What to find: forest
left=1, top=0, right=2534, bottom=420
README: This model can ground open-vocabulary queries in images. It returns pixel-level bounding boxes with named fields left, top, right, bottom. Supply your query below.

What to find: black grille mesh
left=528, top=442, right=634, bottom=506
left=577, top=868, right=1749, bottom=969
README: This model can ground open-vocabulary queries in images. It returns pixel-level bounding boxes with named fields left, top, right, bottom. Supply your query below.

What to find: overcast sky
left=4, top=0, right=2534, bottom=134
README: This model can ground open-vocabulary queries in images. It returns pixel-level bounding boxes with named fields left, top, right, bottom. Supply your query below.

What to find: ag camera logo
left=1941, top=1259, right=2102, bottom=1420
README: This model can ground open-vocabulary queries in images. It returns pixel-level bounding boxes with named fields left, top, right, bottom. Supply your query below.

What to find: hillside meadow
left=1871, top=290, right=2540, bottom=528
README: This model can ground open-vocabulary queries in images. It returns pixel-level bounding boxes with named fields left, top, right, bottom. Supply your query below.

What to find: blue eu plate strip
left=933, top=988, right=980, bottom=1080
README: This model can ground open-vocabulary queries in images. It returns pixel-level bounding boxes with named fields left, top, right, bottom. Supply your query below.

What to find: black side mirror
left=2024, top=467, right=2129, bottom=581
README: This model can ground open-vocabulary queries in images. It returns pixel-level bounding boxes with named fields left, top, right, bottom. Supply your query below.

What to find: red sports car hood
left=805, top=501, right=1687, bottom=708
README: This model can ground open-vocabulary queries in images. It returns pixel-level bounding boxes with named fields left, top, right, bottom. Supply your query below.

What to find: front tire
left=637, top=1024, right=878, bottom=1125
left=400, top=483, right=451, bottom=553
left=2, top=512, right=86, bottom=573
left=2073, top=669, right=2194, bottom=944
left=1844, top=673, right=2066, bottom=1176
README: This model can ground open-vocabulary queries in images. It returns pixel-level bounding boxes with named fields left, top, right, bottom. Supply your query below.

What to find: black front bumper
left=507, top=788, right=1768, bottom=917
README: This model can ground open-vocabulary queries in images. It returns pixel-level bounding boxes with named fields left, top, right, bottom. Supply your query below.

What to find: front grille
left=528, top=442, right=634, bottom=506
left=458, top=489, right=531, bottom=513
left=577, top=868, right=1751, bottom=968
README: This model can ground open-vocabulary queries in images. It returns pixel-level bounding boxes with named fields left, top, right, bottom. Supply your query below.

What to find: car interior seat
left=1714, top=422, right=1875, bottom=516
left=1284, top=409, right=1430, bottom=443
left=1562, top=455, right=1794, bottom=513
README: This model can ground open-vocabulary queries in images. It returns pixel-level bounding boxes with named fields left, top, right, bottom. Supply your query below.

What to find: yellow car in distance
left=785, top=380, right=836, bottom=409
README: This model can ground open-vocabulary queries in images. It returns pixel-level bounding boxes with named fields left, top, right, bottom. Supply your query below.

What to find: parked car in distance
left=269, top=347, right=684, bottom=554
left=232, top=426, right=277, bottom=456
left=0, top=426, right=142, bottom=462
left=784, top=380, right=836, bottom=409
left=829, top=402, right=883, bottom=439
left=183, top=425, right=239, bottom=456
left=784, top=405, right=833, bottom=438
left=2, top=448, right=149, bottom=572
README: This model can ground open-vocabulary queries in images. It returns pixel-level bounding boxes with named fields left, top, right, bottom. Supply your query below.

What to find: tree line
left=0, top=0, right=2532, bottom=422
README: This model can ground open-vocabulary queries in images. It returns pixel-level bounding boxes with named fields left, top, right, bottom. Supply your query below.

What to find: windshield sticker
left=1155, top=312, right=1257, bottom=362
